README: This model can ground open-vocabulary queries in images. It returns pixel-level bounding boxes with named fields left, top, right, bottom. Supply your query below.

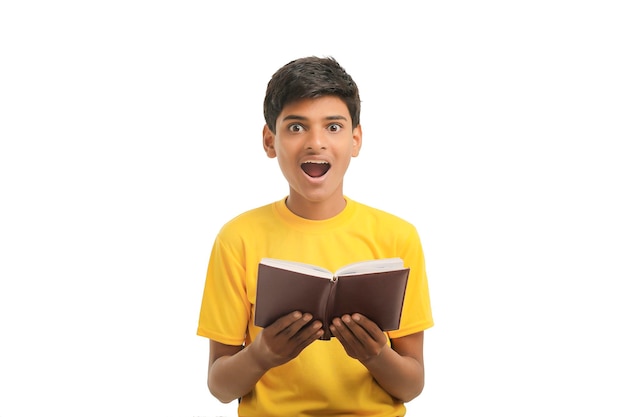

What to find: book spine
left=321, top=277, right=338, bottom=340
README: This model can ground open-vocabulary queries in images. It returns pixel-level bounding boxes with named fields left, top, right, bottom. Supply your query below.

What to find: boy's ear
left=263, top=125, right=277, bottom=158
left=351, top=125, right=363, bottom=157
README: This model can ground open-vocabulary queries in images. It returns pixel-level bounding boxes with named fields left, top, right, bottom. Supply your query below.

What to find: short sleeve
left=387, top=225, right=434, bottom=338
left=197, top=235, right=250, bottom=345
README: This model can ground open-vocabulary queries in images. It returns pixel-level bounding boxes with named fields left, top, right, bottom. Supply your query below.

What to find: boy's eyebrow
left=282, top=115, right=348, bottom=122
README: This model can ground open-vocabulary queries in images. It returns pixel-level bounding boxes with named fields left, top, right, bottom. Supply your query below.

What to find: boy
left=197, top=56, right=434, bottom=416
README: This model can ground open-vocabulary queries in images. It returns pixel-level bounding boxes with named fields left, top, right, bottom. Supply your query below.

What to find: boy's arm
left=207, top=312, right=324, bottom=403
left=330, top=314, right=425, bottom=402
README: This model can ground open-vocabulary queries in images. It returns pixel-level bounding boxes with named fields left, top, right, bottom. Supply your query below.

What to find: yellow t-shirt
left=197, top=197, right=434, bottom=416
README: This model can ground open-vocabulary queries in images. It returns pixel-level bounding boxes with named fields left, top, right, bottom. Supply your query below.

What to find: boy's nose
left=305, top=129, right=327, bottom=150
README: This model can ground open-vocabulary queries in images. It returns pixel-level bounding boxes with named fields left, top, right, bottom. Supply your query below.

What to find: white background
left=1, top=1, right=625, bottom=416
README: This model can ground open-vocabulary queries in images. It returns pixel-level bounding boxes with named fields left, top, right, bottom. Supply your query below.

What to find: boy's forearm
left=362, top=345, right=425, bottom=402
left=208, top=344, right=268, bottom=403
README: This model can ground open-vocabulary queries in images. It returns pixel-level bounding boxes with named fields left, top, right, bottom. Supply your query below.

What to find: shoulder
left=225, top=202, right=275, bottom=224
left=350, top=198, right=417, bottom=230
left=348, top=198, right=423, bottom=249
left=217, top=201, right=276, bottom=237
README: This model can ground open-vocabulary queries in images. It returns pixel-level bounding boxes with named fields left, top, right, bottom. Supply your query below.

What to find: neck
left=285, top=194, right=347, bottom=220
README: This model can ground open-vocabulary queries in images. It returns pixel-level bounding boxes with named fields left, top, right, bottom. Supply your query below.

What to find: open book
left=254, top=258, right=410, bottom=340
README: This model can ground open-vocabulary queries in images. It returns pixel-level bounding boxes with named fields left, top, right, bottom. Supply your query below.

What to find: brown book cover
left=254, top=258, right=410, bottom=340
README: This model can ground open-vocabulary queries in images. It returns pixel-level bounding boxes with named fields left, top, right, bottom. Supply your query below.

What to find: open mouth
left=301, top=161, right=330, bottom=178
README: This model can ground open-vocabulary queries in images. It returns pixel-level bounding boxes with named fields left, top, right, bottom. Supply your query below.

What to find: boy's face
left=263, top=96, right=362, bottom=220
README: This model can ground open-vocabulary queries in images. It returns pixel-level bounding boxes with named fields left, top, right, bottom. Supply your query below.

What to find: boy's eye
left=288, top=124, right=304, bottom=133
left=328, top=123, right=342, bottom=133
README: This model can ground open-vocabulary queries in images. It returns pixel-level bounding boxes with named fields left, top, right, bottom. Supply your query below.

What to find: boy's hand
left=251, top=311, right=323, bottom=370
left=330, top=313, right=387, bottom=363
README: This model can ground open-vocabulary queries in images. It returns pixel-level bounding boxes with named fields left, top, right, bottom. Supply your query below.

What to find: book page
left=335, top=258, right=404, bottom=276
left=259, top=258, right=333, bottom=279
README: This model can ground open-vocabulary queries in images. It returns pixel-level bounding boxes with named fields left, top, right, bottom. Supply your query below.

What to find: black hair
left=263, top=56, right=361, bottom=133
